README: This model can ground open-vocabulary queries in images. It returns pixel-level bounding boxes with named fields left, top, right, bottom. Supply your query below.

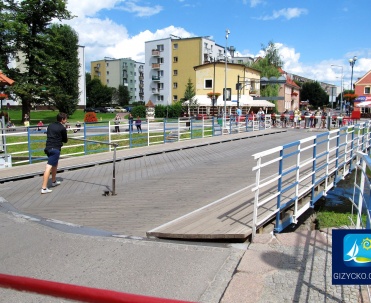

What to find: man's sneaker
left=51, top=181, right=61, bottom=187
left=41, top=188, right=52, bottom=194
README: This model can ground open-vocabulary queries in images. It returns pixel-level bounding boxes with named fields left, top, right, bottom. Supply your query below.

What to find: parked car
left=105, top=107, right=115, bottom=113
left=114, top=106, right=127, bottom=113
left=124, top=106, right=132, bottom=112
left=84, top=107, right=100, bottom=113
left=96, top=107, right=108, bottom=113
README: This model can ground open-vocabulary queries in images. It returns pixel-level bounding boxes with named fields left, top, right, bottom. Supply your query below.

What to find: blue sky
left=64, top=0, right=371, bottom=89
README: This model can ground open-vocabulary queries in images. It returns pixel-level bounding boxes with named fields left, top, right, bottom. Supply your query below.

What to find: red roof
left=0, top=71, right=14, bottom=86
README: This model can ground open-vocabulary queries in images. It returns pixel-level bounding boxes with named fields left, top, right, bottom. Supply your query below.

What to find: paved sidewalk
left=221, top=229, right=368, bottom=303
left=0, top=212, right=243, bottom=303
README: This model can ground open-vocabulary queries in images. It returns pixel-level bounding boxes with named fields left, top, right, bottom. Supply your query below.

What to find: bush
left=131, top=105, right=146, bottom=118
left=84, top=112, right=98, bottom=123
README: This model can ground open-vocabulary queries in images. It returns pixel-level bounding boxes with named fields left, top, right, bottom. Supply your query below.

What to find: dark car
left=96, top=107, right=108, bottom=113
left=84, top=107, right=99, bottom=113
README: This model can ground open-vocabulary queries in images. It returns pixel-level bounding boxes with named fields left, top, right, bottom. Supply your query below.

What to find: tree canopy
left=250, top=41, right=282, bottom=101
left=86, top=74, right=113, bottom=107
left=300, top=81, right=329, bottom=108
left=0, top=0, right=74, bottom=119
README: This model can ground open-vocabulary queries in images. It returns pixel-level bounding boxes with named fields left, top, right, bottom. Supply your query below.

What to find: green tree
left=300, top=81, right=329, bottom=108
left=181, top=78, right=198, bottom=114
left=2, top=0, right=72, bottom=121
left=117, top=85, right=131, bottom=106
left=86, top=78, right=112, bottom=107
left=0, top=1, right=17, bottom=71
left=251, top=41, right=282, bottom=102
left=46, top=24, right=79, bottom=116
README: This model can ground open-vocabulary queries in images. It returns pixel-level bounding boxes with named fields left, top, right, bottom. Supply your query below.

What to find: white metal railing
left=1, top=115, right=273, bottom=166
left=251, top=121, right=371, bottom=240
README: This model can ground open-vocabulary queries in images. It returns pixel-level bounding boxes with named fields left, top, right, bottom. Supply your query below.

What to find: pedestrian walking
left=41, top=112, right=68, bottom=194
left=128, top=114, right=134, bottom=132
left=135, top=116, right=142, bottom=133
left=114, top=114, right=121, bottom=133
left=236, top=107, right=242, bottom=125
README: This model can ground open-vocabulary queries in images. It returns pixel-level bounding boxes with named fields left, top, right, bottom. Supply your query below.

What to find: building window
left=173, top=82, right=178, bottom=89
left=97, top=63, right=100, bottom=68
left=173, top=70, right=178, bottom=76
left=107, top=79, right=109, bottom=84
left=365, top=87, right=370, bottom=94
left=205, top=79, right=212, bottom=89
left=173, top=95, right=178, bottom=101
left=106, top=63, right=109, bottom=67
left=157, top=44, right=164, bottom=51
left=107, top=71, right=109, bottom=75
left=173, top=57, right=178, bottom=63
left=173, top=43, right=178, bottom=49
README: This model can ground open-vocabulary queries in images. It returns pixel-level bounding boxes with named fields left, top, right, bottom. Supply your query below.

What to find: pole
left=237, top=75, right=240, bottom=108
left=340, top=68, right=344, bottom=114
left=213, top=59, right=216, bottom=116
left=223, top=29, right=229, bottom=129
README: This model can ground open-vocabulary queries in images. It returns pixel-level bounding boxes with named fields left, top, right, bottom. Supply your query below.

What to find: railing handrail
left=0, top=273, right=193, bottom=303
left=251, top=121, right=371, bottom=240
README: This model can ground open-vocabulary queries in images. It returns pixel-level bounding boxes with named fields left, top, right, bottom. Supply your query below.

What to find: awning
left=356, top=101, right=371, bottom=107
left=186, top=95, right=275, bottom=108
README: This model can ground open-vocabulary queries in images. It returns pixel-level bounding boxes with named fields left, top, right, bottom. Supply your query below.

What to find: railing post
left=27, top=127, right=32, bottom=164
left=252, top=156, right=261, bottom=241
left=83, top=122, right=87, bottom=155
left=111, top=143, right=118, bottom=196
left=275, top=148, right=284, bottom=230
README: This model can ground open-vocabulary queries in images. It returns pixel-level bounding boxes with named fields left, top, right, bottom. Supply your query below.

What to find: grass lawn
left=4, top=109, right=122, bottom=127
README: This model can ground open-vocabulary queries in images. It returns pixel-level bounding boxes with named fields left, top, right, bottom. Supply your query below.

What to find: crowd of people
left=245, top=107, right=349, bottom=129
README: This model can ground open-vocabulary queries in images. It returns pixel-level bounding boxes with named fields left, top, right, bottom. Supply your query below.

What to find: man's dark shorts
left=45, top=148, right=60, bottom=166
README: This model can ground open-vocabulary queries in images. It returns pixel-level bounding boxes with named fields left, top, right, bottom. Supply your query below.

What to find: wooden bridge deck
left=0, top=129, right=322, bottom=240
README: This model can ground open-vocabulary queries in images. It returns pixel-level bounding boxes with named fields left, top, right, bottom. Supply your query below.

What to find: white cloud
left=66, top=0, right=162, bottom=18
left=66, top=0, right=123, bottom=18
left=248, top=0, right=265, bottom=8
left=258, top=8, right=308, bottom=20
left=118, top=1, right=163, bottom=17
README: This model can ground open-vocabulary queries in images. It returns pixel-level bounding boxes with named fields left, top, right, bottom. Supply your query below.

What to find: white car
left=114, top=106, right=127, bottom=113
left=105, top=107, right=115, bottom=113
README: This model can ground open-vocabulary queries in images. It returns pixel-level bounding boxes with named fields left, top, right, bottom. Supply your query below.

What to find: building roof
left=354, top=70, right=371, bottom=85
left=146, top=100, right=155, bottom=107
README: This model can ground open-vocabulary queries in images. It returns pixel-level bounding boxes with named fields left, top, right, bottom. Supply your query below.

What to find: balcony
left=152, top=76, right=160, bottom=81
left=152, top=63, right=160, bottom=69
left=152, top=88, right=161, bottom=94
left=152, top=50, right=160, bottom=56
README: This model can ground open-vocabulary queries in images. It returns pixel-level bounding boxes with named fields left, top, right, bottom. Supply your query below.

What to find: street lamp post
left=349, top=56, right=357, bottom=90
left=223, top=29, right=230, bottom=128
left=331, top=64, right=344, bottom=114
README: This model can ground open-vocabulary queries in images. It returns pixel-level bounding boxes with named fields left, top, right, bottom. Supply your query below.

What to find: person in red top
left=41, top=113, right=68, bottom=194
left=37, top=120, right=44, bottom=131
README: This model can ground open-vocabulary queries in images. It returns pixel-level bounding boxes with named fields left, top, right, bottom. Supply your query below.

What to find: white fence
left=0, top=115, right=271, bottom=166
left=251, top=121, right=371, bottom=240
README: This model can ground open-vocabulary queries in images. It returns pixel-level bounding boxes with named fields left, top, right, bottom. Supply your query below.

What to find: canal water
left=325, top=170, right=369, bottom=211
